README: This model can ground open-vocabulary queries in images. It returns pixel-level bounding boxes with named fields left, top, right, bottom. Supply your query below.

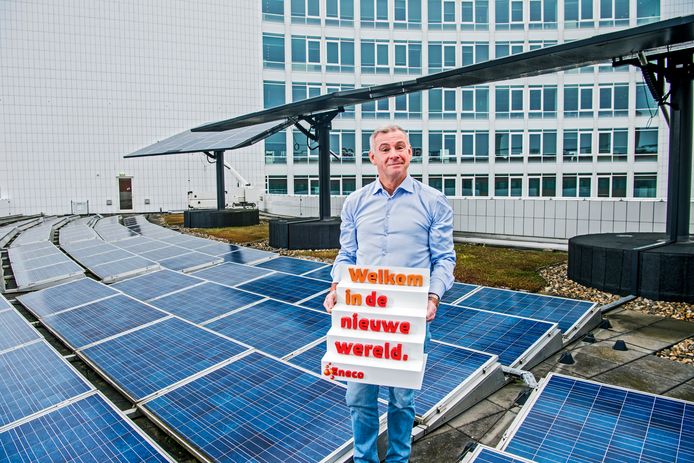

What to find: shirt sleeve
left=331, top=196, right=358, bottom=283
left=428, top=195, right=456, bottom=298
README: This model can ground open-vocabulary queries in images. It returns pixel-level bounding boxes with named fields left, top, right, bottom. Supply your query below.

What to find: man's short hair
left=369, top=125, right=409, bottom=153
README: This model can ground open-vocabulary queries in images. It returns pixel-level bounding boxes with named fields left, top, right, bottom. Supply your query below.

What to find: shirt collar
left=372, top=175, right=414, bottom=196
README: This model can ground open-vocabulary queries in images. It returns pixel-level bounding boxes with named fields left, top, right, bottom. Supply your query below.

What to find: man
left=324, top=125, right=455, bottom=463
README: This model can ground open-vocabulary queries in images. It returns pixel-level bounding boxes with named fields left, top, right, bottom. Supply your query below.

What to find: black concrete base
left=568, top=233, right=694, bottom=302
left=269, top=218, right=341, bottom=250
left=183, top=209, right=259, bottom=228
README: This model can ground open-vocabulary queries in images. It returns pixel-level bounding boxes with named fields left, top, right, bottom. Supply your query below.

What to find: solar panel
left=0, top=393, right=172, bottom=462
left=206, top=300, right=329, bottom=357
left=238, top=273, right=327, bottom=304
left=16, top=278, right=118, bottom=318
left=141, top=351, right=353, bottom=463
left=457, top=287, right=596, bottom=333
left=158, top=252, right=221, bottom=272
left=286, top=341, right=327, bottom=372
left=0, top=294, right=11, bottom=311
left=81, top=317, right=248, bottom=401
left=254, top=256, right=328, bottom=276
left=463, top=446, right=537, bottom=463
left=441, top=282, right=479, bottom=304
left=90, top=256, right=158, bottom=282
left=0, top=309, right=41, bottom=352
left=116, top=238, right=170, bottom=254
left=15, top=261, right=84, bottom=289
left=139, top=245, right=190, bottom=261
left=11, top=254, right=67, bottom=271
left=302, top=264, right=334, bottom=282
left=42, top=295, right=168, bottom=349
left=432, top=304, right=558, bottom=367
left=78, top=249, right=134, bottom=267
left=191, top=262, right=273, bottom=287
left=151, top=282, right=264, bottom=324
left=219, top=247, right=276, bottom=264
left=502, top=373, right=694, bottom=463
left=0, top=341, right=92, bottom=427
left=111, top=269, right=202, bottom=301
left=195, top=242, right=241, bottom=256
left=296, top=292, right=327, bottom=311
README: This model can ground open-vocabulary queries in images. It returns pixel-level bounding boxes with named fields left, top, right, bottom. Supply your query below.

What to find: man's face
left=369, top=129, right=412, bottom=184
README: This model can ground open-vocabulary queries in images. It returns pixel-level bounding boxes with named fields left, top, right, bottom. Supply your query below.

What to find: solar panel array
left=500, top=373, right=694, bottom=463
left=9, top=217, right=64, bottom=247
left=254, top=256, right=328, bottom=276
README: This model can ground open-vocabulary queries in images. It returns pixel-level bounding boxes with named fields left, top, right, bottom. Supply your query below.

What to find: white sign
left=321, top=265, right=429, bottom=389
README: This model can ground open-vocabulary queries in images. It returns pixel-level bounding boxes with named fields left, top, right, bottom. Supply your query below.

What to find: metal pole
left=317, top=118, right=332, bottom=221
left=665, top=59, right=693, bottom=242
left=215, top=150, right=225, bottom=211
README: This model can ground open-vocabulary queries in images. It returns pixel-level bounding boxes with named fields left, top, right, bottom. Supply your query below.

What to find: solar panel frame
left=90, top=256, right=159, bottom=283
left=0, top=309, right=42, bottom=353
left=237, top=273, right=328, bottom=304
left=16, top=278, right=118, bottom=318
left=441, top=282, right=480, bottom=304
left=302, top=264, right=334, bottom=282
left=191, top=262, right=274, bottom=287
left=254, top=256, right=329, bottom=276
left=111, top=269, right=203, bottom=301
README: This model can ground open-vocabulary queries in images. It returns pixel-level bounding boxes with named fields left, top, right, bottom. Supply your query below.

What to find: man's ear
left=369, top=150, right=376, bottom=165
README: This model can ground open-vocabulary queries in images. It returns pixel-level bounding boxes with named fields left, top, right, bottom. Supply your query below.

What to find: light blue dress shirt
left=331, top=175, right=456, bottom=298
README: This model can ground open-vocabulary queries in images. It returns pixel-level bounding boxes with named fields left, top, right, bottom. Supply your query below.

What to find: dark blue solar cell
left=0, top=341, right=92, bottom=427
left=0, top=309, right=41, bottom=352
left=151, top=282, right=264, bottom=324
left=112, top=270, right=202, bottom=301
left=296, top=292, right=327, bottom=311
left=82, top=317, right=248, bottom=401
left=254, top=256, right=328, bottom=276
left=42, top=295, right=167, bottom=349
left=158, top=252, right=220, bottom=272
left=207, top=300, right=330, bottom=358
left=16, top=278, right=118, bottom=318
left=143, top=352, right=352, bottom=463
left=457, top=287, right=595, bottom=332
left=504, top=374, right=694, bottom=463
left=219, top=247, right=276, bottom=264
left=432, top=304, right=556, bottom=366
left=470, top=447, right=537, bottom=462
left=441, top=282, right=478, bottom=304
left=286, top=343, right=326, bottom=373
left=0, top=393, right=171, bottom=462
left=302, top=264, right=334, bottom=282
left=238, top=273, right=328, bottom=304
left=191, top=262, right=272, bottom=287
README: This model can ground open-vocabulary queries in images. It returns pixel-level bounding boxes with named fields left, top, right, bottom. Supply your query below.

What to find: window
left=394, top=92, right=422, bottom=119
left=495, top=130, right=523, bottom=162
left=291, top=0, right=320, bottom=24
left=394, top=0, right=422, bottom=29
left=529, top=0, right=557, bottom=29
left=361, top=131, right=372, bottom=162
left=600, top=0, right=629, bottom=27
left=264, top=81, right=285, bottom=109
left=294, top=176, right=318, bottom=195
left=528, top=130, right=557, bottom=162
left=331, top=176, right=357, bottom=195
left=429, top=175, right=457, bottom=196
left=637, top=0, right=659, bottom=24
left=599, top=84, right=628, bottom=117
left=291, top=36, right=321, bottom=71
left=495, top=175, right=523, bottom=196
left=292, top=130, right=318, bottom=163
left=263, top=0, right=284, bottom=21
left=410, top=131, right=423, bottom=163
left=597, top=173, right=627, bottom=198
left=495, top=86, right=523, bottom=118
left=565, top=0, right=593, bottom=28
left=462, top=42, right=489, bottom=65
left=562, top=174, right=592, bottom=197
left=330, top=130, right=356, bottom=163
left=360, top=0, right=388, bottom=28
left=428, top=131, right=456, bottom=163
left=529, top=85, right=557, bottom=118
left=326, top=38, right=355, bottom=72
left=529, top=40, right=557, bottom=50
left=635, top=83, right=658, bottom=117
left=362, top=97, right=390, bottom=119
left=461, top=131, right=489, bottom=163
left=495, top=0, right=524, bottom=30
left=264, top=131, right=287, bottom=164
left=428, top=0, right=456, bottom=30
left=495, top=41, right=523, bottom=58
left=461, top=86, right=489, bottom=119
left=564, top=85, right=593, bottom=118
left=266, top=176, right=288, bottom=194
left=428, top=42, right=456, bottom=73
left=394, top=41, right=422, bottom=74
left=362, top=175, right=377, bottom=186
left=292, top=82, right=322, bottom=102
left=635, top=128, right=658, bottom=161
left=563, top=129, right=593, bottom=162
left=633, top=173, right=657, bottom=198
left=528, top=175, right=556, bottom=197
left=428, top=89, right=456, bottom=119
left=263, top=34, right=285, bottom=69
left=597, top=128, right=628, bottom=162
left=461, top=0, right=489, bottom=30
left=326, top=0, right=354, bottom=26
left=361, top=40, right=389, bottom=74
left=461, top=176, right=489, bottom=196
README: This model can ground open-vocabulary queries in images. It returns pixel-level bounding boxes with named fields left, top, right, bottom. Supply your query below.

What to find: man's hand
left=426, top=293, right=440, bottom=321
left=323, top=290, right=337, bottom=313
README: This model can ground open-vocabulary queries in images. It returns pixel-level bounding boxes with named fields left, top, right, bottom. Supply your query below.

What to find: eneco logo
left=323, top=362, right=365, bottom=380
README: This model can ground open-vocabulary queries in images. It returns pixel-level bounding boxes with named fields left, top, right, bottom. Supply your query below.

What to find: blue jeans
left=345, top=324, right=431, bottom=463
